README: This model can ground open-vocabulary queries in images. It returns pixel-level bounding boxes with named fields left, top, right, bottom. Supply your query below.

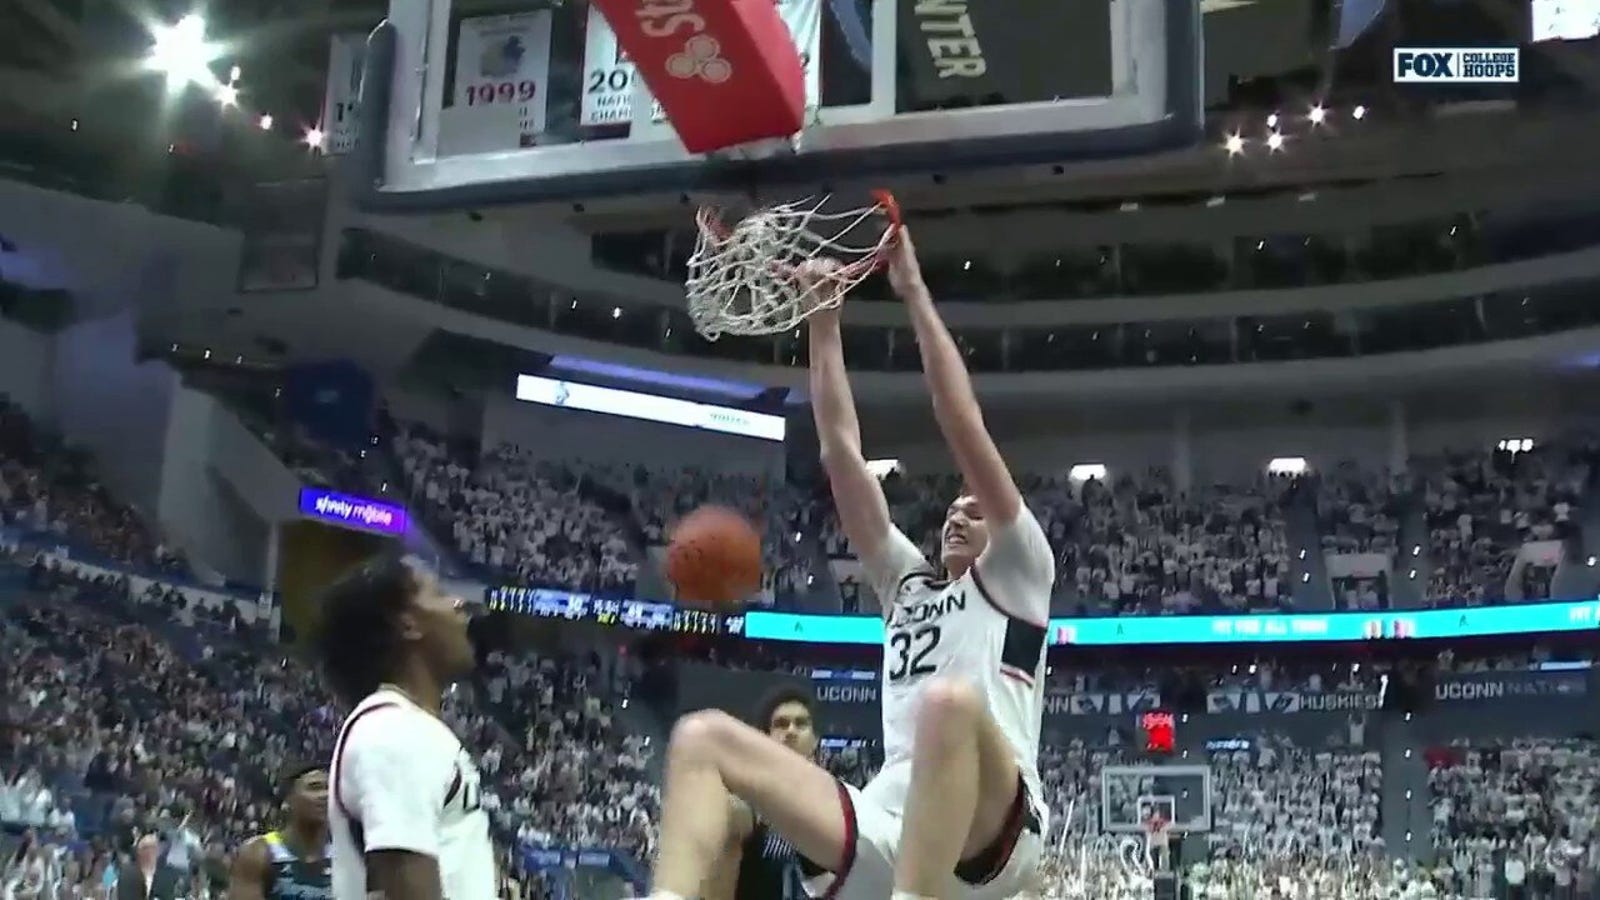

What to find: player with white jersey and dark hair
left=639, top=229, right=1054, bottom=900
left=313, top=553, right=494, bottom=900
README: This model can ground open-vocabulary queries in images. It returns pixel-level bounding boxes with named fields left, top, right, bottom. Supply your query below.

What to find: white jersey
left=859, top=503, right=1055, bottom=831
left=329, top=689, right=495, bottom=900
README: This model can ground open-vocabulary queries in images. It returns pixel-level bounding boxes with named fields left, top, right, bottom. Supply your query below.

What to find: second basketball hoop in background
left=686, top=190, right=901, bottom=340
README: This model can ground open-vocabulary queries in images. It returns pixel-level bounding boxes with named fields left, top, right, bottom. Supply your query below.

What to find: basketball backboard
left=1100, top=764, right=1211, bottom=835
left=344, top=0, right=1202, bottom=211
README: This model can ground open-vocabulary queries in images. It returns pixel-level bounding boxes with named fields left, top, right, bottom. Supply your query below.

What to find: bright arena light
left=304, top=127, right=325, bottom=149
left=258, top=114, right=273, bottom=130
left=1223, top=133, right=1245, bottom=155
left=1265, top=131, right=1286, bottom=152
left=147, top=14, right=221, bottom=90
left=215, top=83, right=238, bottom=107
left=1308, top=104, right=1327, bottom=125
left=1352, top=104, right=1368, bottom=120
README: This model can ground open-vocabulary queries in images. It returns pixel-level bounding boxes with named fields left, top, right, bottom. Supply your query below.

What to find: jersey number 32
left=887, top=625, right=941, bottom=682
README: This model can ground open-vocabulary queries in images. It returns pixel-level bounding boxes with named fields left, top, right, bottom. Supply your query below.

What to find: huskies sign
left=1207, top=689, right=1379, bottom=714
left=1043, top=690, right=1162, bottom=717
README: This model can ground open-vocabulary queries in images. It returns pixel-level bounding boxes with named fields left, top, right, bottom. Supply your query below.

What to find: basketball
left=664, top=505, right=763, bottom=606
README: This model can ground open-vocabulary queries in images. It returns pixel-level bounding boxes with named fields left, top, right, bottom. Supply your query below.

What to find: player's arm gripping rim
left=888, top=230, right=1023, bottom=530
left=804, top=263, right=903, bottom=607
left=227, top=838, right=272, bottom=900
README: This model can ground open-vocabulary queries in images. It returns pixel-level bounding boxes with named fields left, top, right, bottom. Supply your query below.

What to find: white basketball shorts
left=801, top=766, right=1044, bottom=900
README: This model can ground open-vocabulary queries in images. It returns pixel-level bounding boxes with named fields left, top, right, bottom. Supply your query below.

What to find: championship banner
left=321, top=32, right=367, bottom=155
left=1042, top=690, right=1161, bottom=717
left=447, top=11, right=554, bottom=153
left=580, top=0, right=822, bottom=128
left=234, top=179, right=327, bottom=293
left=1434, top=669, right=1590, bottom=702
left=1206, top=689, right=1379, bottom=714
left=896, top=0, right=1112, bottom=112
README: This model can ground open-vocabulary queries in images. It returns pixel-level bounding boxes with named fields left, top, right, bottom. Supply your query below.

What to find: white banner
left=446, top=11, right=554, bottom=154
left=579, top=3, right=636, bottom=127
left=579, top=0, right=822, bottom=129
left=321, top=33, right=367, bottom=155
left=1326, top=552, right=1391, bottom=579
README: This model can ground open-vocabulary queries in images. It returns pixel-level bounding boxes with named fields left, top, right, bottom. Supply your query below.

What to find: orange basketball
left=665, top=505, right=763, bottom=606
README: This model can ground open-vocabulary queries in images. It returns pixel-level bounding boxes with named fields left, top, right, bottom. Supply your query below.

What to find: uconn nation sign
left=1434, top=669, right=1589, bottom=702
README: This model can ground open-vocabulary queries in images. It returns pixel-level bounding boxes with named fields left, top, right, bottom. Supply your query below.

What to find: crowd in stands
left=394, top=425, right=637, bottom=594
left=0, top=399, right=186, bottom=576
left=629, top=468, right=819, bottom=604
left=1417, top=443, right=1591, bottom=605
left=188, top=370, right=1600, bottom=619
left=1428, top=740, right=1600, bottom=900
left=0, top=545, right=654, bottom=899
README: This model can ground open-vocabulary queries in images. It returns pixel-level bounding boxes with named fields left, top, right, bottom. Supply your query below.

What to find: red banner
left=588, top=0, right=806, bottom=153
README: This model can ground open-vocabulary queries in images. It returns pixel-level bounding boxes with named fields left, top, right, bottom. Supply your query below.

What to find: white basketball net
left=686, top=193, right=899, bottom=340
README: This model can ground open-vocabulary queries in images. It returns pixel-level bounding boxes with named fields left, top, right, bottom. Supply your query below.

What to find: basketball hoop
left=685, top=190, right=902, bottom=340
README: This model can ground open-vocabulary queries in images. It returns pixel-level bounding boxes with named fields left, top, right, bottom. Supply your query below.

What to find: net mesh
left=686, top=192, right=899, bottom=339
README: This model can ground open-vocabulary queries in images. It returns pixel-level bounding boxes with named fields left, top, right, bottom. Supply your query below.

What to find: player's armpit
left=225, top=839, right=269, bottom=900
left=972, top=505, right=1055, bottom=624
left=365, top=850, right=445, bottom=900
left=861, top=526, right=937, bottom=619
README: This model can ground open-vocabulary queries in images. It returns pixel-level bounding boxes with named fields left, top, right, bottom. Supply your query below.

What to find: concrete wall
left=156, top=387, right=299, bottom=583
left=0, top=317, right=53, bottom=420
left=50, top=310, right=176, bottom=517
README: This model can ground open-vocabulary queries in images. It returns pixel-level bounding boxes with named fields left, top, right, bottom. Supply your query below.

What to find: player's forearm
left=808, top=321, right=865, bottom=460
left=900, top=280, right=983, bottom=432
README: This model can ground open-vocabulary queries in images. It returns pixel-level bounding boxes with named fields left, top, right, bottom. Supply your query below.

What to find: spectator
left=112, top=835, right=183, bottom=900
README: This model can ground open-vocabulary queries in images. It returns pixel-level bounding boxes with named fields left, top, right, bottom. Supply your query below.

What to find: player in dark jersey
left=229, top=764, right=332, bottom=900
left=703, top=686, right=823, bottom=900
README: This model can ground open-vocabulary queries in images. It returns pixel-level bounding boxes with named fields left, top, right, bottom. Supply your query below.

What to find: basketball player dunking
left=703, top=686, right=825, bottom=900
left=314, top=553, right=495, bottom=900
left=641, top=229, right=1054, bottom=900
left=228, top=764, right=333, bottom=900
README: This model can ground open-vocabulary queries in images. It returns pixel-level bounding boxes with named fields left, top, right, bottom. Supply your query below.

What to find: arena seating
left=393, top=425, right=638, bottom=594
left=1427, top=739, right=1600, bottom=899
left=114, top=369, right=1600, bottom=618
left=0, top=555, right=650, bottom=899
left=0, top=399, right=187, bottom=577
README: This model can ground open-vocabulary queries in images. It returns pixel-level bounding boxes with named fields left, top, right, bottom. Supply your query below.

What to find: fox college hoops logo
left=667, top=34, right=732, bottom=83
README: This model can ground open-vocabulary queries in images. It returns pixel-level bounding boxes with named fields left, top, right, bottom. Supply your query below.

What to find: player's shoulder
left=231, top=834, right=274, bottom=875
left=338, top=692, right=456, bottom=756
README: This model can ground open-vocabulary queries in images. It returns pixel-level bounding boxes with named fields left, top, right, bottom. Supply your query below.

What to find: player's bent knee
left=668, top=708, right=738, bottom=757
left=914, top=676, right=985, bottom=728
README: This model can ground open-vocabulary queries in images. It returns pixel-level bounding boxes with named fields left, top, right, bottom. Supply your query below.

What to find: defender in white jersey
left=640, top=230, right=1054, bottom=900
left=312, top=553, right=494, bottom=900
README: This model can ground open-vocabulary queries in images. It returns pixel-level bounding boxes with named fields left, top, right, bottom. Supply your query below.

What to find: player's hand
left=797, top=258, right=844, bottom=331
left=886, top=227, right=925, bottom=298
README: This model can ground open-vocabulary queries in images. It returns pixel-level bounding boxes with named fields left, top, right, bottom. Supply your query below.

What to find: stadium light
left=1308, top=104, right=1327, bottom=125
left=1068, top=464, right=1108, bottom=482
left=865, top=459, right=902, bottom=479
left=1265, top=131, right=1286, bottom=152
left=1223, top=133, right=1245, bottom=155
left=304, top=127, right=325, bottom=149
left=1352, top=104, right=1368, bottom=120
left=215, top=82, right=238, bottom=107
left=147, top=14, right=221, bottom=90
left=1266, top=456, right=1306, bottom=475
